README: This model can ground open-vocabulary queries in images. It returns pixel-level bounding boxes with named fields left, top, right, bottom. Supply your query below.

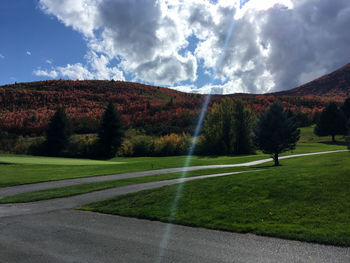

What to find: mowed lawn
left=82, top=152, right=350, bottom=246
left=0, top=154, right=267, bottom=187
left=0, top=126, right=347, bottom=187
left=0, top=166, right=256, bottom=203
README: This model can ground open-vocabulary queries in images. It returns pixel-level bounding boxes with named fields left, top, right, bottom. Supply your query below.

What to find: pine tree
left=45, top=108, right=71, bottom=156
left=254, top=103, right=300, bottom=166
left=96, top=102, right=124, bottom=158
left=315, top=102, right=347, bottom=142
left=341, top=98, right=350, bottom=120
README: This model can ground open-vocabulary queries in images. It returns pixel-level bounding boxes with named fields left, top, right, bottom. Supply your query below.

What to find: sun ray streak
left=156, top=8, right=237, bottom=263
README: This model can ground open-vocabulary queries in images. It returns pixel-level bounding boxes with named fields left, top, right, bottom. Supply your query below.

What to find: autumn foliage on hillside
left=274, top=63, right=350, bottom=97
left=0, top=80, right=345, bottom=136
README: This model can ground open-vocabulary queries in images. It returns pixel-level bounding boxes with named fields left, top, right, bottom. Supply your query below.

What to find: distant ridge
left=0, top=64, right=348, bottom=135
left=273, top=63, right=350, bottom=97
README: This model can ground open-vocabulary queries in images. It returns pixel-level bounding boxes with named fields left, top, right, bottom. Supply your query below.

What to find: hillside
left=0, top=77, right=345, bottom=136
left=0, top=80, right=208, bottom=135
left=274, top=63, right=350, bottom=97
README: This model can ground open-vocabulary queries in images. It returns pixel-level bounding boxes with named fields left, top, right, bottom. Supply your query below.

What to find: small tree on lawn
left=96, top=102, right=124, bottom=158
left=254, top=103, right=300, bottom=166
left=45, top=108, right=71, bottom=156
left=314, top=102, right=347, bottom=142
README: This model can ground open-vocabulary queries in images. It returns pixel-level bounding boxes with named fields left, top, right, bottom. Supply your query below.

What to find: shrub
left=28, top=137, right=46, bottom=156
left=154, top=133, right=190, bottom=156
left=130, top=135, right=154, bottom=156
left=64, top=134, right=96, bottom=158
left=118, top=139, right=134, bottom=157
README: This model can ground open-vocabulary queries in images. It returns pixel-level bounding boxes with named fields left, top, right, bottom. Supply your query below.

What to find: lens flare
left=156, top=8, right=237, bottom=263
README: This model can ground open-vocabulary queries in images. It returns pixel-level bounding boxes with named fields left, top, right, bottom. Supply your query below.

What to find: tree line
left=200, top=99, right=300, bottom=166
left=33, top=102, right=123, bottom=159
left=6, top=97, right=350, bottom=163
left=200, top=97, right=350, bottom=165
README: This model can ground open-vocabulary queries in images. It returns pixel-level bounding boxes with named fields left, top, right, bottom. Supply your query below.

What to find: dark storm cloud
left=260, top=0, right=350, bottom=90
left=97, top=0, right=162, bottom=62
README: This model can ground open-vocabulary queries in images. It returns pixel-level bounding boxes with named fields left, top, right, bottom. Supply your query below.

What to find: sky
left=0, top=0, right=350, bottom=94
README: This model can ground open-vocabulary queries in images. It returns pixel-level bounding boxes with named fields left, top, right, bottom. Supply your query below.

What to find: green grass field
left=82, top=151, right=350, bottom=246
left=0, top=154, right=267, bottom=187
left=0, top=126, right=346, bottom=187
left=1, top=126, right=349, bottom=246
left=0, top=166, right=256, bottom=203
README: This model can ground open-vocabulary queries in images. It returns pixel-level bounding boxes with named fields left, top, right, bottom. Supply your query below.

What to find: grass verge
left=0, top=155, right=267, bottom=187
left=81, top=152, right=350, bottom=246
left=0, top=126, right=346, bottom=187
left=0, top=166, right=255, bottom=203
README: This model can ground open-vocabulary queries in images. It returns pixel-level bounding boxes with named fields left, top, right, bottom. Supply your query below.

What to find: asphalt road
left=1, top=149, right=349, bottom=262
left=1, top=210, right=349, bottom=263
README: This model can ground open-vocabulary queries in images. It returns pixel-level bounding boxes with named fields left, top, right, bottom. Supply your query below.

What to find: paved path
left=0, top=150, right=347, bottom=197
left=1, top=149, right=349, bottom=262
left=1, top=210, right=349, bottom=263
left=0, top=170, right=260, bottom=218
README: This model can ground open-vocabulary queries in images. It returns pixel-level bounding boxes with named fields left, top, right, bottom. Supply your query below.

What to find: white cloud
left=34, top=53, right=124, bottom=81
left=34, top=64, right=92, bottom=80
left=33, top=69, right=58, bottom=78
left=0, top=53, right=4, bottom=59
left=39, top=0, right=100, bottom=37
left=170, top=84, right=198, bottom=93
left=85, top=51, right=124, bottom=80
left=37, top=0, right=350, bottom=93
left=46, top=59, right=53, bottom=64
left=26, top=51, right=31, bottom=56
left=56, top=63, right=93, bottom=79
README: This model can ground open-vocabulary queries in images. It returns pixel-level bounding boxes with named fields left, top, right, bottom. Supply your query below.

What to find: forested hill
left=274, top=63, right=350, bottom=97
left=0, top=76, right=345, bottom=136
left=0, top=80, right=206, bottom=135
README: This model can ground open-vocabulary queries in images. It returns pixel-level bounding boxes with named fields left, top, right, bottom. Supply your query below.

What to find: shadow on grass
left=320, top=141, right=348, bottom=146
left=0, top=162, right=16, bottom=165
left=195, top=153, right=258, bottom=159
left=253, top=165, right=279, bottom=169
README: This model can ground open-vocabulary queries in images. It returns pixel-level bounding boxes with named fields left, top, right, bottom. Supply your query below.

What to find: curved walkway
left=1, top=150, right=349, bottom=262
left=0, top=170, right=260, bottom=218
left=0, top=149, right=348, bottom=218
left=0, top=150, right=347, bottom=197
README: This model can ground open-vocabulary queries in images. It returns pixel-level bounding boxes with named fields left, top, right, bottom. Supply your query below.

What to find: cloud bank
left=35, top=0, right=350, bottom=94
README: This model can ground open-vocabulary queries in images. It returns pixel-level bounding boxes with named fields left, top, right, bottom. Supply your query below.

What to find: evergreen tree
left=254, top=103, right=300, bottom=166
left=315, top=102, right=347, bottom=142
left=233, top=99, right=255, bottom=154
left=45, top=108, right=71, bottom=156
left=96, top=102, right=124, bottom=158
left=341, top=98, right=350, bottom=120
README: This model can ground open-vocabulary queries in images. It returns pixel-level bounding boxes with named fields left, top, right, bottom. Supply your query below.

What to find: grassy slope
left=0, top=155, right=266, bottom=187
left=82, top=151, right=350, bottom=246
left=0, top=126, right=346, bottom=187
left=0, top=166, right=255, bottom=203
